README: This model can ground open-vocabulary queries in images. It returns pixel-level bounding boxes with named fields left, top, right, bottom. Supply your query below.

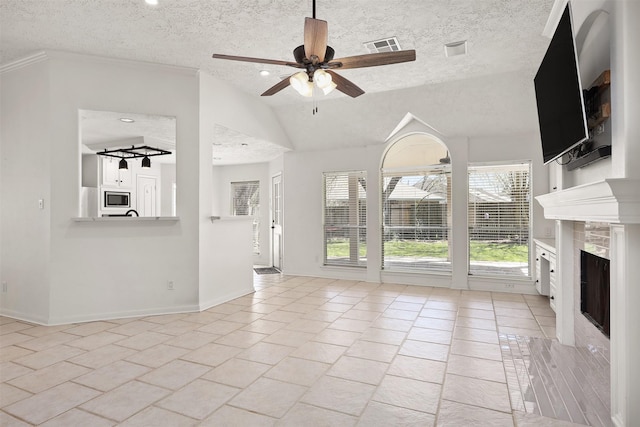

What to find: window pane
left=323, top=172, right=367, bottom=267
left=231, top=181, right=260, bottom=254
left=381, top=168, right=451, bottom=271
left=468, top=163, right=531, bottom=277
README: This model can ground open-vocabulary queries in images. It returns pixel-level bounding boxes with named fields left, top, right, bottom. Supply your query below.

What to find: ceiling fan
left=212, top=0, right=416, bottom=98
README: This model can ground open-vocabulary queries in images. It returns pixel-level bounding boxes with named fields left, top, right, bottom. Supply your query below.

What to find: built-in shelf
left=566, top=145, right=611, bottom=171
left=585, top=69, right=611, bottom=130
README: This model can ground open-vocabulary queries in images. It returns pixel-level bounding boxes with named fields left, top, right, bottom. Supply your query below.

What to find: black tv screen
left=534, top=3, right=589, bottom=164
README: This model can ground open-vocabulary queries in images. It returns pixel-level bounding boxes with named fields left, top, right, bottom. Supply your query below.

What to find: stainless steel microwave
left=104, top=191, right=130, bottom=208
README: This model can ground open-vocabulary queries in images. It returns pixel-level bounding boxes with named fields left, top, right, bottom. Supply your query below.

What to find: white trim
left=609, top=224, right=626, bottom=426
left=199, top=287, right=255, bottom=312
left=1, top=50, right=199, bottom=76
left=0, top=51, right=48, bottom=74
left=535, top=179, right=640, bottom=224
left=0, top=308, right=49, bottom=326
left=1, top=304, right=201, bottom=326
left=468, top=278, right=538, bottom=295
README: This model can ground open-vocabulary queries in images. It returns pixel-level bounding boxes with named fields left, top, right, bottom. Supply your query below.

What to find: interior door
left=137, top=175, right=157, bottom=217
left=271, top=174, right=283, bottom=269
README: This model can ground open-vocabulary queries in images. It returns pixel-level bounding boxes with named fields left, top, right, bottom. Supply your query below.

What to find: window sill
left=322, top=264, right=367, bottom=270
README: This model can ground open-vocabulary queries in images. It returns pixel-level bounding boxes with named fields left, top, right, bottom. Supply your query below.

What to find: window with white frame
left=323, top=171, right=367, bottom=267
left=231, top=181, right=260, bottom=254
left=468, top=162, right=531, bottom=277
left=381, top=166, right=452, bottom=272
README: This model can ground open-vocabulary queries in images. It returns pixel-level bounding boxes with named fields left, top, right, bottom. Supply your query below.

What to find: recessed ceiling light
left=241, top=143, right=248, bottom=147
left=145, top=0, right=158, bottom=5
left=119, top=118, right=135, bottom=123
left=444, top=40, right=467, bottom=57
left=259, top=70, right=270, bottom=76
left=213, top=157, right=222, bottom=160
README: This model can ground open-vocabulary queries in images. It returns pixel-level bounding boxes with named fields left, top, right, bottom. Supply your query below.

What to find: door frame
left=271, top=173, right=283, bottom=269
left=136, top=174, right=158, bottom=217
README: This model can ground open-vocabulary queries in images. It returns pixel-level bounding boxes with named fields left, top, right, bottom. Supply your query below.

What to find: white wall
left=1, top=53, right=294, bottom=324
left=202, top=74, right=293, bottom=152
left=275, top=70, right=541, bottom=152
left=282, top=125, right=546, bottom=292
left=213, top=162, right=272, bottom=266
left=281, top=69, right=549, bottom=291
left=0, top=57, right=52, bottom=323
left=44, top=53, right=201, bottom=323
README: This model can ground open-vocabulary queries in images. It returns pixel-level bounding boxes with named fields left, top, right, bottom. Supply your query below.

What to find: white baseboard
left=0, top=308, right=50, bottom=326
left=469, top=277, right=538, bottom=294
left=1, top=304, right=201, bottom=326
left=199, top=287, right=255, bottom=312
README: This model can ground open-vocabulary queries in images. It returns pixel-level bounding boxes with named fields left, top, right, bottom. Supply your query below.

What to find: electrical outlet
left=38, top=199, right=44, bottom=210
left=167, top=280, right=174, bottom=290
left=2, top=282, right=7, bottom=292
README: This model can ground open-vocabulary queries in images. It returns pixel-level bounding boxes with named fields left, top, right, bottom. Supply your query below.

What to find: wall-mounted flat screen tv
left=534, top=3, right=589, bottom=164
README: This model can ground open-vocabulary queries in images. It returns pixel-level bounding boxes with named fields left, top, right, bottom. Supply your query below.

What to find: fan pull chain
left=312, top=85, right=319, bottom=115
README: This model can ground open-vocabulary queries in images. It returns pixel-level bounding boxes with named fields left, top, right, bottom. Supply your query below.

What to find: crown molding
left=0, top=51, right=48, bottom=74
left=1, top=50, right=199, bottom=76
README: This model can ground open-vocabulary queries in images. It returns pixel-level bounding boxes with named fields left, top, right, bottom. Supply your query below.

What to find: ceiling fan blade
left=212, top=54, right=302, bottom=68
left=261, top=77, right=292, bottom=96
left=329, top=50, right=416, bottom=70
left=304, top=17, right=328, bottom=62
left=326, top=70, right=364, bottom=98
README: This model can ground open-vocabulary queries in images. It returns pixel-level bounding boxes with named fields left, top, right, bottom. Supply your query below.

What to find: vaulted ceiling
left=1, top=0, right=555, bottom=161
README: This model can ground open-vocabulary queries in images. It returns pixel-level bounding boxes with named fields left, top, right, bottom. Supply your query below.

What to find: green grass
left=326, top=240, right=367, bottom=258
left=326, top=239, right=528, bottom=263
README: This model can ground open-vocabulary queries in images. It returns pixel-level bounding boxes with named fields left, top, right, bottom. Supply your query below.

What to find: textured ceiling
left=0, top=0, right=555, bottom=160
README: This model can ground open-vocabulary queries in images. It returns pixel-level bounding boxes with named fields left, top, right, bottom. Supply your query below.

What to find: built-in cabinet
left=534, top=238, right=556, bottom=312
left=101, top=157, right=131, bottom=188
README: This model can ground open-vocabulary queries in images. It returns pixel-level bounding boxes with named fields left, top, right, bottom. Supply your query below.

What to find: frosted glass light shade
left=290, top=72, right=313, bottom=97
left=314, top=70, right=332, bottom=89
left=322, top=81, right=337, bottom=95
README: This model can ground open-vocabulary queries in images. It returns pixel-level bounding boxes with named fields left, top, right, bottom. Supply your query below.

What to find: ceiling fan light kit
left=211, top=0, right=416, bottom=99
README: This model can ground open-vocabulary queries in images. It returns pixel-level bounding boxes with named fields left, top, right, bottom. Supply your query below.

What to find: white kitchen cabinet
left=101, top=157, right=131, bottom=188
left=534, top=238, right=556, bottom=312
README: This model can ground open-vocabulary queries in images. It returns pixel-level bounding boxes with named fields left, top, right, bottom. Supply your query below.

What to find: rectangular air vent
left=364, top=37, right=401, bottom=53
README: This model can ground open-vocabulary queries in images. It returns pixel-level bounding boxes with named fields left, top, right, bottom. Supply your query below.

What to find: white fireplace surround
left=536, top=178, right=640, bottom=427
left=535, top=178, right=640, bottom=224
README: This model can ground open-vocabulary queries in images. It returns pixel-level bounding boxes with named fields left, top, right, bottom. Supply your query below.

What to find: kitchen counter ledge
left=72, top=216, right=180, bottom=222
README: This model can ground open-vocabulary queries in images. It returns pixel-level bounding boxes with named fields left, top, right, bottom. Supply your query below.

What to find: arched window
left=381, top=134, right=452, bottom=272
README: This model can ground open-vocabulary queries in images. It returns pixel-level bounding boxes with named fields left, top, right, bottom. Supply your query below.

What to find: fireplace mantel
left=536, top=178, right=640, bottom=224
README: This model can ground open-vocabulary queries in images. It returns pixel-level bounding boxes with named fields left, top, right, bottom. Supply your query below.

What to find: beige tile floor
left=0, top=273, right=592, bottom=426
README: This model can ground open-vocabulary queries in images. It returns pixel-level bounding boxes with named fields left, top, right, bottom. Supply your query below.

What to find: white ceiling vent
left=444, top=40, right=467, bottom=57
left=364, top=37, right=401, bottom=53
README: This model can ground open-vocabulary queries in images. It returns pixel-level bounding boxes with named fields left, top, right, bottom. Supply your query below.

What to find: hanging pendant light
left=118, top=158, right=128, bottom=170
left=141, top=156, right=151, bottom=168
